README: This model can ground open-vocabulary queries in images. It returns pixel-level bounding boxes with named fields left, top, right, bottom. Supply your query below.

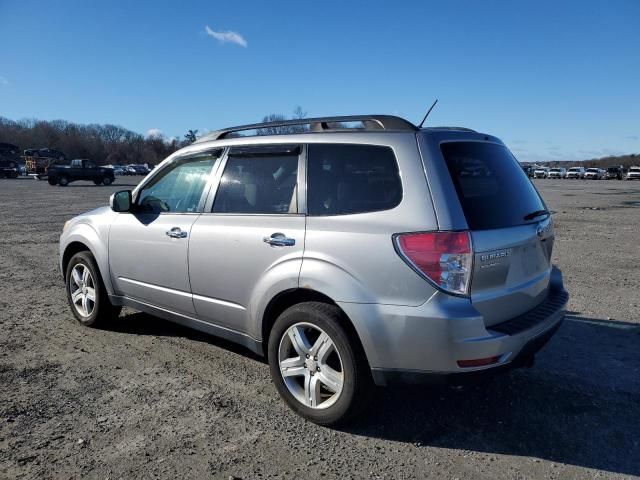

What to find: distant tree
left=184, top=129, right=198, bottom=143
left=292, top=106, right=307, bottom=120
left=258, top=107, right=309, bottom=135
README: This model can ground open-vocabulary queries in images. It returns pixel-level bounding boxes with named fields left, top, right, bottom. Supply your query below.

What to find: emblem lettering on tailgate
left=480, top=250, right=510, bottom=262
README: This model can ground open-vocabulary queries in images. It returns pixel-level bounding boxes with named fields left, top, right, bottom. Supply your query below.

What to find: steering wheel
left=139, top=195, right=170, bottom=213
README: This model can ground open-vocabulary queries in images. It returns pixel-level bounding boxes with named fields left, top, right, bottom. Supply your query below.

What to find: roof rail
left=423, top=126, right=477, bottom=133
left=196, top=115, right=417, bottom=142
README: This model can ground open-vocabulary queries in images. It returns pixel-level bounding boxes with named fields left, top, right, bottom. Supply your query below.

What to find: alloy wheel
left=69, top=264, right=96, bottom=317
left=278, top=322, right=344, bottom=409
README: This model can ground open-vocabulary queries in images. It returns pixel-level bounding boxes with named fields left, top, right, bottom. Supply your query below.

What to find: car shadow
left=103, top=310, right=264, bottom=362
left=100, top=311, right=639, bottom=475
left=342, top=315, right=640, bottom=476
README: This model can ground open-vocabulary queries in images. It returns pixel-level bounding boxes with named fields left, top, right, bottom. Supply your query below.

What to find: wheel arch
left=260, top=288, right=371, bottom=368
left=61, top=241, right=92, bottom=277
left=60, top=225, right=114, bottom=295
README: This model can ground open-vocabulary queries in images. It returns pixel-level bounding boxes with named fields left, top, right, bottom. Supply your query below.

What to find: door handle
left=263, top=232, right=295, bottom=247
left=166, top=227, right=188, bottom=239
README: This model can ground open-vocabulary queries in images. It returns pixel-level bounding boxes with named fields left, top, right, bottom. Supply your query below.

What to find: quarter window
left=212, top=149, right=299, bottom=214
left=136, top=150, right=220, bottom=213
left=307, top=144, right=402, bottom=215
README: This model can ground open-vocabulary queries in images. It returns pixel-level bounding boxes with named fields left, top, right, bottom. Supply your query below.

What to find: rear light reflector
left=457, top=356, right=501, bottom=368
left=395, top=231, right=472, bottom=296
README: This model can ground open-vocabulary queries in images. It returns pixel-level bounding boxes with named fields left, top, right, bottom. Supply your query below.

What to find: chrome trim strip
left=192, top=293, right=246, bottom=310
left=118, top=277, right=192, bottom=297
left=118, top=277, right=246, bottom=310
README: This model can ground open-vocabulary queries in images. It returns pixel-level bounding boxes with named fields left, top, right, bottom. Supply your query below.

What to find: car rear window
left=441, top=142, right=546, bottom=230
left=307, top=144, right=402, bottom=215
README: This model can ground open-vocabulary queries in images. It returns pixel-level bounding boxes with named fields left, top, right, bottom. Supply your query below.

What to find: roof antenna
left=417, top=99, right=438, bottom=128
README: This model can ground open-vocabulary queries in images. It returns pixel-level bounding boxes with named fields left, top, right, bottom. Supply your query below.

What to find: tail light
left=395, top=231, right=472, bottom=296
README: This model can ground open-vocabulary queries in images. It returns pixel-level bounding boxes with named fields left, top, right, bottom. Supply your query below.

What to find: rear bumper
left=339, top=267, right=568, bottom=386
left=372, top=318, right=563, bottom=386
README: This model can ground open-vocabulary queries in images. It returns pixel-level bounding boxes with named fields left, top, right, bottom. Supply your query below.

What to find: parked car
left=126, top=164, right=151, bottom=175
left=521, top=165, right=534, bottom=178
left=627, top=166, right=640, bottom=180
left=605, top=165, right=625, bottom=180
left=584, top=168, right=605, bottom=180
left=533, top=166, right=549, bottom=179
left=48, top=159, right=115, bottom=186
left=112, top=166, right=127, bottom=176
left=566, top=166, right=586, bottom=179
left=24, top=148, right=66, bottom=161
left=59, top=114, right=568, bottom=425
left=547, top=167, right=566, bottom=179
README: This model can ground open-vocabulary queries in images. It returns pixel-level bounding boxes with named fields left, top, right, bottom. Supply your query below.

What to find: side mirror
left=110, top=190, right=132, bottom=212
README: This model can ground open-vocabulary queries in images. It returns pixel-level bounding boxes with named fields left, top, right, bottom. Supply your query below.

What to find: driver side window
left=137, top=150, right=220, bottom=213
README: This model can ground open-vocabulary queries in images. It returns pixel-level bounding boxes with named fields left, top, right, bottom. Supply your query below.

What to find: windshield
left=630, top=167, right=640, bottom=172
left=569, top=167, right=581, bottom=171
left=607, top=167, right=619, bottom=172
left=587, top=168, right=598, bottom=172
left=550, top=168, right=561, bottom=172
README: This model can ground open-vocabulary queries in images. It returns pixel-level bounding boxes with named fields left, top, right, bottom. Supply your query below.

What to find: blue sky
left=1, top=0, right=638, bottom=162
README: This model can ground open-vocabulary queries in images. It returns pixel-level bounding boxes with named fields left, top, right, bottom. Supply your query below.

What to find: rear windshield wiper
left=523, top=209, right=550, bottom=221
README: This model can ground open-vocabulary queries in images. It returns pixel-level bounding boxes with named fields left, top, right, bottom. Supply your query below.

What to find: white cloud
left=0, top=76, right=8, bottom=86
left=146, top=128, right=164, bottom=138
left=205, top=25, right=247, bottom=47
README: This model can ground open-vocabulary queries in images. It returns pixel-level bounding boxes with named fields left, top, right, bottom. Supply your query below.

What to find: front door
left=189, top=145, right=305, bottom=336
left=109, top=150, right=221, bottom=316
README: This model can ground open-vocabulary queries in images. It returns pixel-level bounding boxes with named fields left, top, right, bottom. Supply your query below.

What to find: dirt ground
left=1, top=176, right=639, bottom=479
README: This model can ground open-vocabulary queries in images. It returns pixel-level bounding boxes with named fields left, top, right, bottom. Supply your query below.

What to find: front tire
left=48, top=177, right=57, bottom=185
left=65, top=251, right=121, bottom=327
left=268, top=302, right=370, bottom=425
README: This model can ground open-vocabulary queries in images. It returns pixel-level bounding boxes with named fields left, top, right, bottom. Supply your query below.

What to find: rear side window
left=307, top=144, right=402, bottom=215
left=441, top=142, right=546, bottom=230
left=213, top=150, right=299, bottom=214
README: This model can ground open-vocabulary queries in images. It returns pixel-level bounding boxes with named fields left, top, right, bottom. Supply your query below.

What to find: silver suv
left=59, top=115, right=568, bottom=425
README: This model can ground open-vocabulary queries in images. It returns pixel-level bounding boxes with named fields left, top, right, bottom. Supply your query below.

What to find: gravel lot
left=1, top=177, right=639, bottom=479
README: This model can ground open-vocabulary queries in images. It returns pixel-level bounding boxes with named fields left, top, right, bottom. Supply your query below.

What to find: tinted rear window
left=441, top=142, right=546, bottom=230
left=307, top=144, right=402, bottom=215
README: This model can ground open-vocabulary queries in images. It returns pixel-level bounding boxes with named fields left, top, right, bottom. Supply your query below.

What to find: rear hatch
left=440, top=141, right=553, bottom=326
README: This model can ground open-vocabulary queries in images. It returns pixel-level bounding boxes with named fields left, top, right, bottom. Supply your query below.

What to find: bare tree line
left=0, top=107, right=309, bottom=166
left=0, top=117, right=187, bottom=166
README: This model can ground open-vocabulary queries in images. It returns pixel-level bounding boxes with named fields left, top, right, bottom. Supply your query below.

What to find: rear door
left=438, top=140, right=553, bottom=326
left=188, top=145, right=305, bottom=335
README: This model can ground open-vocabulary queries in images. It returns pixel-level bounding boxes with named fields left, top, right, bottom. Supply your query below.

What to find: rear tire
left=102, top=176, right=113, bottom=186
left=65, top=251, right=121, bottom=327
left=268, top=302, right=370, bottom=426
left=48, top=177, right=57, bottom=185
left=58, top=175, right=69, bottom=186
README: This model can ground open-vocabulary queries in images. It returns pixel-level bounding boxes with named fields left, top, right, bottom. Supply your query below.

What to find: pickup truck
left=47, top=159, right=115, bottom=186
